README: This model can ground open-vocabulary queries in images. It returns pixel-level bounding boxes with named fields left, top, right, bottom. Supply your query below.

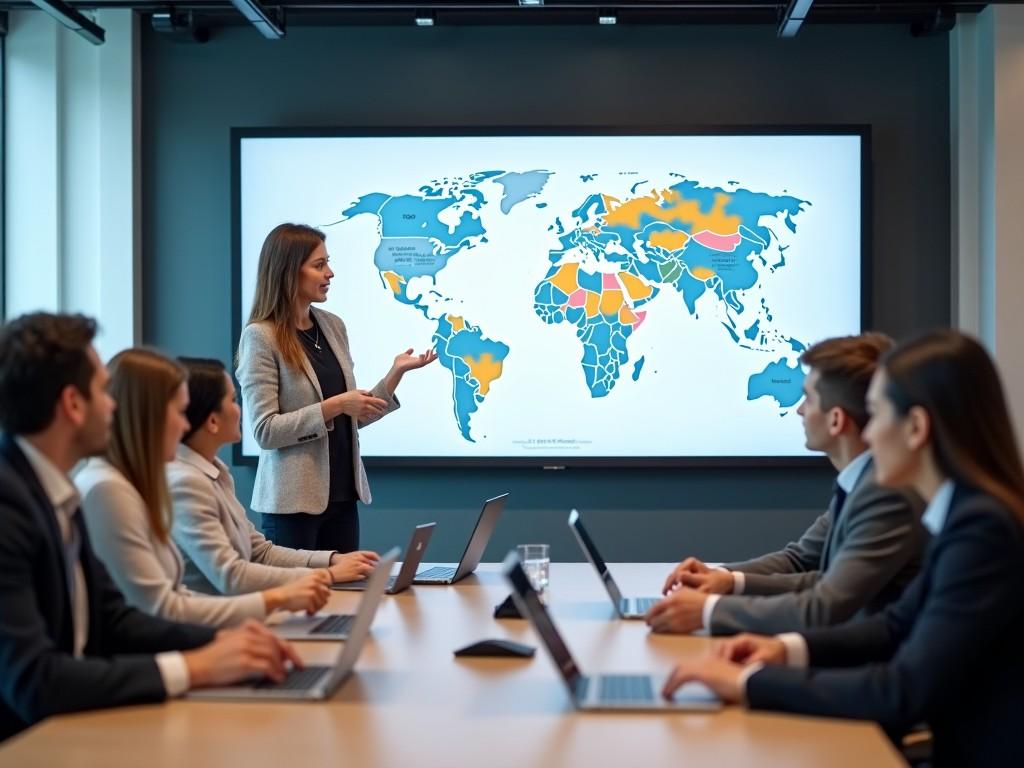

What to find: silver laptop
left=332, top=523, right=435, bottom=595
left=413, top=493, right=508, bottom=585
left=568, top=509, right=660, bottom=619
left=186, top=547, right=399, bottom=702
left=502, top=552, right=721, bottom=712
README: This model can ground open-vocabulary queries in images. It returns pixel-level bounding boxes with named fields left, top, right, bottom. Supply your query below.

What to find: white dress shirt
left=701, top=450, right=874, bottom=630
left=15, top=438, right=190, bottom=696
left=743, top=479, right=957, bottom=698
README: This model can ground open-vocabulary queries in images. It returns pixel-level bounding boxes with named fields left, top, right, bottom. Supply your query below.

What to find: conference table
left=0, top=563, right=905, bottom=767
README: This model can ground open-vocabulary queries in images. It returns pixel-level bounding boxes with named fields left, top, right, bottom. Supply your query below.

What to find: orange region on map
left=619, top=306, right=638, bottom=325
left=647, top=229, right=690, bottom=252
left=618, top=271, right=654, bottom=302
left=462, top=353, right=503, bottom=396
left=549, top=263, right=580, bottom=296
left=446, top=315, right=466, bottom=332
left=603, top=189, right=742, bottom=236
left=690, top=267, right=716, bottom=281
left=382, top=271, right=406, bottom=294
left=584, top=291, right=601, bottom=318
left=599, top=289, right=624, bottom=317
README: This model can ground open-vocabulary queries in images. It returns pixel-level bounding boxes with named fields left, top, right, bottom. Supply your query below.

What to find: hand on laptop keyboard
left=183, top=619, right=305, bottom=688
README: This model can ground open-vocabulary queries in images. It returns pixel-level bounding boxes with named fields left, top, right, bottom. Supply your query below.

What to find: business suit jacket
left=0, top=436, right=214, bottom=742
left=78, top=458, right=266, bottom=628
left=236, top=308, right=399, bottom=514
left=710, top=459, right=926, bottom=634
left=168, top=445, right=333, bottom=595
left=747, top=486, right=1024, bottom=768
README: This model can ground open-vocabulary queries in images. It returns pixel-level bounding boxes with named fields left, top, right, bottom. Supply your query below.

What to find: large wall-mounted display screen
left=234, top=129, right=866, bottom=465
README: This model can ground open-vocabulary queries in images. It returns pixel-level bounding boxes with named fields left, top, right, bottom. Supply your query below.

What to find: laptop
left=568, top=509, right=661, bottom=620
left=331, top=523, right=435, bottom=594
left=412, top=493, right=508, bottom=585
left=502, top=552, right=721, bottom=712
left=186, top=547, right=399, bottom=702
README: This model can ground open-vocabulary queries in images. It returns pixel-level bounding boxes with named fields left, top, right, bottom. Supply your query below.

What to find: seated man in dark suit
left=0, top=312, right=302, bottom=742
left=648, top=334, right=926, bottom=636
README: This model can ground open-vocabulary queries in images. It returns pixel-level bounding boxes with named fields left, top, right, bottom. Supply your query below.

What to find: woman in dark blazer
left=237, top=223, right=436, bottom=552
left=663, top=330, right=1024, bottom=768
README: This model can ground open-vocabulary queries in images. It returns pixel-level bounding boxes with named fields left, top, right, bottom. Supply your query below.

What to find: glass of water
left=517, top=544, right=550, bottom=593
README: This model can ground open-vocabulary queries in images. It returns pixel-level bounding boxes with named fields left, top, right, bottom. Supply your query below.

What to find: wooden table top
left=0, top=563, right=905, bottom=768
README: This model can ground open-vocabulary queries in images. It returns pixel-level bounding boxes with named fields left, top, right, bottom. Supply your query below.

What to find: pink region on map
left=602, top=273, right=620, bottom=290
left=692, top=230, right=742, bottom=252
left=567, top=289, right=588, bottom=308
left=633, top=311, right=647, bottom=330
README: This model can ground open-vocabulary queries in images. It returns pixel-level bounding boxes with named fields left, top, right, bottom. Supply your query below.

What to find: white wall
left=951, top=6, right=1024, bottom=445
left=3, top=9, right=139, bottom=362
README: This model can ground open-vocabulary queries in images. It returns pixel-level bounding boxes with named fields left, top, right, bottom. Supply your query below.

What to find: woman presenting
left=237, top=223, right=436, bottom=552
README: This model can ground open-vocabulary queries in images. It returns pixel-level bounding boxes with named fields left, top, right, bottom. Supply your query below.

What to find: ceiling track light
left=518, top=0, right=544, bottom=7
left=415, top=10, right=434, bottom=26
left=229, top=0, right=285, bottom=39
left=778, top=0, right=813, bottom=38
left=29, top=0, right=105, bottom=45
left=598, top=10, right=617, bottom=26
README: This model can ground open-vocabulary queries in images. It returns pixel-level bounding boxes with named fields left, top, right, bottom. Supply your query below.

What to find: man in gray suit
left=646, top=333, right=926, bottom=636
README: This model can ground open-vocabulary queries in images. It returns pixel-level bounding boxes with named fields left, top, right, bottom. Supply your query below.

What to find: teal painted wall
left=140, top=23, right=949, bottom=562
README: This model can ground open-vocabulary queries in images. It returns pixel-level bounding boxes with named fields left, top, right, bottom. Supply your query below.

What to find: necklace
left=299, top=321, right=321, bottom=352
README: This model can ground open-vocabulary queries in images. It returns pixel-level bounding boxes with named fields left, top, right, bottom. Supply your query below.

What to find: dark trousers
left=261, top=500, right=360, bottom=553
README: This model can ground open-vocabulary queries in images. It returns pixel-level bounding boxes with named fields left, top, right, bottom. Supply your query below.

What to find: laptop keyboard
left=415, top=566, right=455, bottom=581
left=598, top=675, right=655, bottom=703
left=624, top=597, right=658, bottom=615
left=254, top=665, right=327, bottom=691
left=310, top=614, right=355, bottom=635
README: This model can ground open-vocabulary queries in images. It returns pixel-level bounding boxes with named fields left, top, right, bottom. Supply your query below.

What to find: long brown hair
left=106, top=348, right=187, bottom=542
left=883, top=330, right=1024, bottom=523
left=247, top=223, right=325, bottom=371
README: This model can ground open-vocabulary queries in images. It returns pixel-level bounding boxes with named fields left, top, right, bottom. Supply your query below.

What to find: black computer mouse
left=453, top=639, right=535, bottom=658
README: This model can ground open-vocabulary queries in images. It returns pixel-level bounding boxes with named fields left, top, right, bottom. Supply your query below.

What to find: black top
left=747, top=485, right=1024, bottom=768
left=298, top=314, right=357, bottom=502
left=0, top=435, right=215, bottom=742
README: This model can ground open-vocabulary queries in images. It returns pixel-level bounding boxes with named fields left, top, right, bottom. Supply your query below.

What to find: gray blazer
left=168, top=445, right=334, bottom=595
left=236, top=307, right=399, bottom=515
left=709, top=457, right=927, bottom=635
left=76, top=458, right=266, bottom=628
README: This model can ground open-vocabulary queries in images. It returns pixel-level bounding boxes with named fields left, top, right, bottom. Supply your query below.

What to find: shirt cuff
left=737, top=662, right=765, bottom=703
left=712, top=565, right=743, bottom=594
left=777, top=632, right=809, bottom=668
left=309, top=550, right=334, bottom=568
left=701, top=594, right=720, bottom=630
left=156, top=652, right=191, bottom=697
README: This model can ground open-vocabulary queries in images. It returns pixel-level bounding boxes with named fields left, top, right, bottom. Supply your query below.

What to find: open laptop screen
left=503, top=552, right=582, bottom=691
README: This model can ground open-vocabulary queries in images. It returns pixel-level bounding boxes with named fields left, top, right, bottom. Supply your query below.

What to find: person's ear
left=905, top=405, right=931, bottom=452
left=59, top=385, right=87, bottom=429
left=827, top=406, right=846, bottom=438
left=205, top=412, right=219, bottom=436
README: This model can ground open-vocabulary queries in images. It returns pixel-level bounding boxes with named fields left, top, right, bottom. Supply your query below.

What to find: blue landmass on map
left=494, top=170, right=552, bottom=214
left=532, top=177, right=809, bottom=407
left=632, top=356, right=645, bottom=382
left=433, top=315, right=510, bottom=441
left=747, top=359, right=805, bottom=408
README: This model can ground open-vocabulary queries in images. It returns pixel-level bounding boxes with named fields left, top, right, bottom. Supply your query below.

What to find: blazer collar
left=0, top=433, right=71, bottom=582
left=837, top=451, right=873, bottom=495
left=175, top=443, right=221, bottom=480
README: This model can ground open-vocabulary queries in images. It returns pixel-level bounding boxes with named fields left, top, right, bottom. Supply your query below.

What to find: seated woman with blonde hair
left=77, top=348, right=333, bottom=628
left=169, top=357, right=378, bottom=596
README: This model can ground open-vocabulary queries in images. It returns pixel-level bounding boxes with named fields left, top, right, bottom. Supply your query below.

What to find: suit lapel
left=0, top=435, right=76, bottom=648
left=822, top=457, right=874, bottom=570
left=313, top=308, right=356, bottom=391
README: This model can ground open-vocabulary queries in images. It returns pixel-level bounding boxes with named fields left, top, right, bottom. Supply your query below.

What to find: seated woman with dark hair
left=169, top=357, right=378, bottom=597
left=78, top=349, right=336, bottom=628
left=662, top=330, right=1024, bottom=768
